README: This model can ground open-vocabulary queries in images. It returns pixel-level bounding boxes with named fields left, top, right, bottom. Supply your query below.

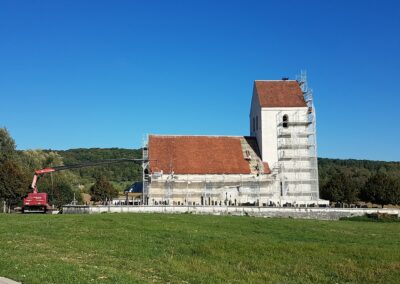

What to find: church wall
left=148, top=174, right=280, bottom=206
left=260, top=107, right=308, bottom=167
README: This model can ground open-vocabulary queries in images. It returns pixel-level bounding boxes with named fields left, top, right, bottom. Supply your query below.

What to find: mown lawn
left=0, top=213, right=399, bottom=283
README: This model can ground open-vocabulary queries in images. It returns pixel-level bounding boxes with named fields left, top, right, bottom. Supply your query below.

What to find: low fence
left=62, top=205, right=400, bottom=220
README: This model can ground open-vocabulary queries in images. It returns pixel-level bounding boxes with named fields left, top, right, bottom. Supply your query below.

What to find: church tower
left=249, top=72, right=319, bottom=202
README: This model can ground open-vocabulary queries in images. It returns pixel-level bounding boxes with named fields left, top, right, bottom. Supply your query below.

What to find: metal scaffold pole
left=142, top=134, right=149, bottom=205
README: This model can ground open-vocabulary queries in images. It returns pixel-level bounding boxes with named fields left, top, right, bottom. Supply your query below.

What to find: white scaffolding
left=142, top=135, right=149, bottom=205
left=148, top=174, right=276, bottom=206
left=275, top=71, right=319, bottom=202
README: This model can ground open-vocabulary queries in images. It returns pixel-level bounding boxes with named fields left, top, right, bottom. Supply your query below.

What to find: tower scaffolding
left=276, top=71, right=319, bottom=203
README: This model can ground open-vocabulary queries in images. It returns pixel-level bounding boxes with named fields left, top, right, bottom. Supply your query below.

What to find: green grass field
left=0, top=214, right=399, bottom=283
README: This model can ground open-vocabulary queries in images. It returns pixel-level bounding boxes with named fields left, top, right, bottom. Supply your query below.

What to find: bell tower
left=249, top=72, right=320, bottom=202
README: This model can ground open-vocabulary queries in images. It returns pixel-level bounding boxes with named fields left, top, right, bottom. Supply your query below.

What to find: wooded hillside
left=55, top=148, right=142, bottom=186
left=1, top=127, right=399, bottom=208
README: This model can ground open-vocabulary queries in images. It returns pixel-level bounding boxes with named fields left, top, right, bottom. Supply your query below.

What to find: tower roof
left=254, top=80, right=306, bottom=108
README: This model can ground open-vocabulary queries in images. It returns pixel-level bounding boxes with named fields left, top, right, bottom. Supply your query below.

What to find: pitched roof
left=148, top=135, right=270, bottom=175
left=254, top=80, right=307, bottom=108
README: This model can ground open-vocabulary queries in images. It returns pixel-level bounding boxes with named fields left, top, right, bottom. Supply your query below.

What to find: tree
left=386, top=178, right=400, bottom=206
left=20, top=150, right=64, bottom=170
left=320, top=170, right=359, bottom=205
left=0, top=128, right=30, bottom=209
left=89, top=175, right=118, bottom=204
left=40, top=175, right=82, bottom=208
left=0, top=160, right=30, bottom=208
left=361, top=173, right=400, bottom=207
left=0, top=127, right=16, bottom=162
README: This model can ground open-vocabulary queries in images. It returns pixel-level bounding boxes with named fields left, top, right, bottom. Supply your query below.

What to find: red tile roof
left=149, top=135, right=265, bottom=175
left=254, top=80, right=306, bottom=108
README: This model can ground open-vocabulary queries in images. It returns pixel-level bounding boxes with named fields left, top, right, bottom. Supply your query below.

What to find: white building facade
left=145, top=75, right=327, bottom=207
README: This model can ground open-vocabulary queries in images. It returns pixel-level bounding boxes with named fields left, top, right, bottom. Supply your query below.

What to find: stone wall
left=62, top=205, right=400, bottom=221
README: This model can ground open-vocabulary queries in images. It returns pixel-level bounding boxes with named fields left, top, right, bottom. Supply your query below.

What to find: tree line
left=319, top=158, right=400, bottom=207
left=1, top=127, right=400, bottom=209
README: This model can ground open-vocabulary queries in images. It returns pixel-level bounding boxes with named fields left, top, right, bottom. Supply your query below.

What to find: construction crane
left=23, top=158, right=146, bottom=213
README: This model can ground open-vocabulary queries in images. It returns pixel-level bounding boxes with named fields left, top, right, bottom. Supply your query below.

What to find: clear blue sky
left=1, top=0, right=399, bottom=161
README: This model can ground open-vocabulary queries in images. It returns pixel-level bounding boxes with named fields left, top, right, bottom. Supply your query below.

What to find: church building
left=143, top=74, right=328, bottom=207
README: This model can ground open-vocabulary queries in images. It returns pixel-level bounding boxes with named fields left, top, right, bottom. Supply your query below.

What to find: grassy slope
left=0, top=214, right=399, bottom=284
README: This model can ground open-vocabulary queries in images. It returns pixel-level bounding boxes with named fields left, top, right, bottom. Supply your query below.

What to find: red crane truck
left=22, top=158, right=145, bottom=213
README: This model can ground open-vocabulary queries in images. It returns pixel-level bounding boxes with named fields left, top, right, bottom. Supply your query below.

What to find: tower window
left=252, top=117, right=255, bottom=132
left=282, top=114, right=289, bottom=128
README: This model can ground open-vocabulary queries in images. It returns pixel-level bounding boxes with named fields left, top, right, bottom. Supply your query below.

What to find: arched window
left=282, top=114, right=289, bottom=128
left=253, top=117, right=255, bottom=132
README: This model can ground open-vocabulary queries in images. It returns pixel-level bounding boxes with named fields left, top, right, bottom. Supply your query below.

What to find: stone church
left=143, top=75, right=328, bottom=207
